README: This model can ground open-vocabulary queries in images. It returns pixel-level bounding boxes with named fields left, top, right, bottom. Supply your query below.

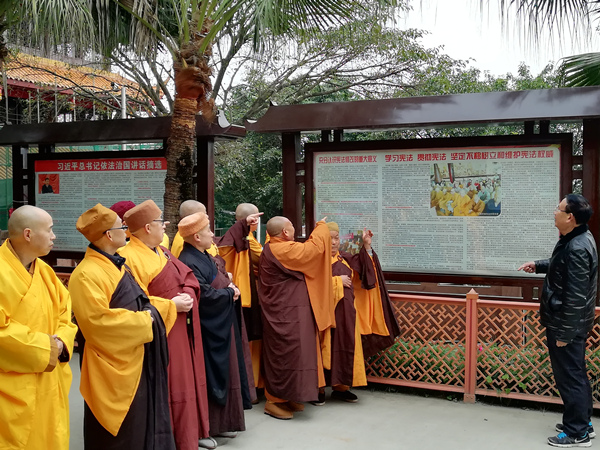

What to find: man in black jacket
left=519, top=194, right=598, bottom=448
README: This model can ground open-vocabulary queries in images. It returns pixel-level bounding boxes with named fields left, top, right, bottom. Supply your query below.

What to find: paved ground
left=68, top=354, right=578, bottom=450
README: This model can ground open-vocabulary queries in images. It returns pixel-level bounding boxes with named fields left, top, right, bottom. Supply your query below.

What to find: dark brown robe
left=327, top=256, right=358, bottom=387
left=257, top=243, right=320, bottom=402
left=83, top=256, right=174, bottom=450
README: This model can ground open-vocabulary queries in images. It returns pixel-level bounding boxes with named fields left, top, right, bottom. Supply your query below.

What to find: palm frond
left=561, top=52, right=600, bottom=86
left=246, top=0, right=401, bottom=51
left=495, top=0, right=595, bottom=42
left=16, top=0, right=97, bottom=55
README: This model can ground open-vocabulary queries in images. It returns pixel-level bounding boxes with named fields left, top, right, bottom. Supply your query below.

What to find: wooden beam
left=246, top=87, right=600, bottom=133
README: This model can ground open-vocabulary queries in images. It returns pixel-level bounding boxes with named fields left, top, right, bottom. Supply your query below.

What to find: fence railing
left=366, top=289, right=600, bottom=408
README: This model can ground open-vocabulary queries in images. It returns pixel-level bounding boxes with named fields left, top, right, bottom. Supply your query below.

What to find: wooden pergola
left=246, top=86, right=600, bottom=300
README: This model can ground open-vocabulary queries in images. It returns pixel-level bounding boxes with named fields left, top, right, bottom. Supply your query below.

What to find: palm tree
left=89, top=0, right=401, bottom=238
left=494, top=0, right=600, bottom=86
left=2, top=1, right=400, bottom=236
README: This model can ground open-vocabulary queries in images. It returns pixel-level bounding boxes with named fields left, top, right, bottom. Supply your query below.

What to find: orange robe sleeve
left=171, top=231, right=184, bottom=258
left=269, top=222, right=335, bottom=331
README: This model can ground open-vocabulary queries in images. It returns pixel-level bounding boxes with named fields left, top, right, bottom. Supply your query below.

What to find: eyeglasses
left=554, top=205, right=569, bottom=214
left=152, top=219, right=170, bottom=225
left=105, top=225, right=128, bottom=233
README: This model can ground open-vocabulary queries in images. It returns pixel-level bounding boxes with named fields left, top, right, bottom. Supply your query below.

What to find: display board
left=32, top=152, right=166, bottom=252
left=313, top=144, right=561, bottom=276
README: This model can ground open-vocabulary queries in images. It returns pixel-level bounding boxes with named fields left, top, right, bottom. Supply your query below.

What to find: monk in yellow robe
left=218, top=203, right=264, bottom=397
left=69, top=204, right=178, bottom=450
left=110, top=200, right=170, bottom=249
left=436, top=188, right=456, bottom=216
left=171, top=200, right=218, bottom=258
left=257, top=216, right=335, bottom=420
left=468, top=193, right=486, bottom=216
left=0, top=205, right=77, bottom=450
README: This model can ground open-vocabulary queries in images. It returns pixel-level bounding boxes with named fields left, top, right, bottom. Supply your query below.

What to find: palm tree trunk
left=164, top=16, right=215, bottom=239
left=164, top=97, right=197, bottom=238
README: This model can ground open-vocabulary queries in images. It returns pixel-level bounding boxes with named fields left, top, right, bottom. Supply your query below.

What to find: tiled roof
left=4, top=52, right=155, bottom=99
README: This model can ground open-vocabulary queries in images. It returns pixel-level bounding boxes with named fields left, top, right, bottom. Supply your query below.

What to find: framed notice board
left=29, top=150, right=165, bottom=256
left=306, top=134, right=572, bottom=278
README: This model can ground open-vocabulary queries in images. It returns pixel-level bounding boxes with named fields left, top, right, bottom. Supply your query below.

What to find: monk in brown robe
left=257, top=216, right=335, bottom=419
left=218, top=203, right=264, bottom=399
left=351, top=231, right=401, bottom=359
left=316, top=221, right=368, bottom=405
left=119, top=200, right=212, bottom=450
left=177, top=213, right=252, bottom=440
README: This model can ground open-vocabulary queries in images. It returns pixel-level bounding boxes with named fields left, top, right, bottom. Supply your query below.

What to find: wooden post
left=282, top=132, right=301, bottom=237
left=196, top=137, right=215, bottom=228
left=464, top=288, right=479, bottom=403
left=583, top=119, right=600, bottom=244
left=12, top=144, right=26, bottom=207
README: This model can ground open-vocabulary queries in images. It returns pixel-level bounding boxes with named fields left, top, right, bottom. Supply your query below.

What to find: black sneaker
left=331, top=390, right=358, bottom=403
left=556, top=423, right=596, bottom=439
left=310, top=390, right=326, bottom=406
left=548, top=432, right=591, bottom=448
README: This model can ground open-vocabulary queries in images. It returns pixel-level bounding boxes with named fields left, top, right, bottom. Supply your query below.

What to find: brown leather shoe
left=264, top=401, right=294, bottom=420
left=284, top=401, right=305, bottom=412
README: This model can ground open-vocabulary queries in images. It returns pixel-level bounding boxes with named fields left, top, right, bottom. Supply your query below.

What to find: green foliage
left=214, top=132, right=283, bottom=230
left=562, top=52, right=600, bottom=86
left=2, top=0, right=95, bottom=60
left=217, top=10, right=569, bottom=224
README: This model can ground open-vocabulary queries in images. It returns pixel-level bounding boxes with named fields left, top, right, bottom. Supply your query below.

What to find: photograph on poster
left=430, top=161, right=501, bottom=217
left=39, top=174, right=60, bottom=194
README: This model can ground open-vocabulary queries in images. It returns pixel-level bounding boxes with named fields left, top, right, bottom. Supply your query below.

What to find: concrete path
left=68, top=354, right=573, bottom=450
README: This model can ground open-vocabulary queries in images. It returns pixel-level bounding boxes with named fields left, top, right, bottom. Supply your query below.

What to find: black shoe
left=548, top=432, right=591, bottom=448
left=331, top=390, right=358, bottom=403
left=556, top=423, right=596, bottom=439
left=310, top=390, right=326, bottom=406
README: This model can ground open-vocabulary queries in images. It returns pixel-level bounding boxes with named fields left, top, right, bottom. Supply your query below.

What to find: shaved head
left=266, top=216, right=290, bottom=237
left=8, top=205, right=56, bottom=264
left=179, top=200, right=206, bottom=219
left=235, top=203, right=259, bottom=221
left=8, top=205, right=50, bottom=239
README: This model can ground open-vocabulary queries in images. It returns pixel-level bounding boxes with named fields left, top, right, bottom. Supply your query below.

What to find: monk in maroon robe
left=118, top=200, right=212, bottom=450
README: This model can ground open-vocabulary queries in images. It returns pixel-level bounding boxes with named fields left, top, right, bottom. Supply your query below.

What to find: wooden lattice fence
left=366, top=291, right=600, bottom=408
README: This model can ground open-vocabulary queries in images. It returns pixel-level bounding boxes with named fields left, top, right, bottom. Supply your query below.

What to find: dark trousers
left=546, top=328, right=593, bottom=438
